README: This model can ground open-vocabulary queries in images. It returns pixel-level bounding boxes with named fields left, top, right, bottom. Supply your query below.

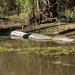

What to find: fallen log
left=22, top=22, right=65, bottom=32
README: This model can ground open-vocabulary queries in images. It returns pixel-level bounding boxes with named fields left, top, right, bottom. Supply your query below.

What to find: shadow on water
left=0, top=51, right=75, bottom=75
left=59, top=28, right=75, bottom=35
left=0, top=29, right=11, bottom=36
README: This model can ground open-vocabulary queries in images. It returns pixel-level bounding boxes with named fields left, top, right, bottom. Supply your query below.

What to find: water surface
left=0, top=51, right=75, bottom=75
left=0, top=36, right=75, bottom=75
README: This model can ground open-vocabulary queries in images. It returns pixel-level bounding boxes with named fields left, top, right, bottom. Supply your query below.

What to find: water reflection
left=0, top=36, right=58, bottom=48
left=0, top=36, right=30, bottom=49
left=29, top=39, right=75, bottom=47
left=29, top=40, right=60, bottom=47
left=0, top=35, right=75, bottom=48
left=0, top=52, right=75, bottom=75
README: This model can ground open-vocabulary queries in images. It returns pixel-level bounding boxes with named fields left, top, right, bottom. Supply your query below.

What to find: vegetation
left=16, top=0, right=31, bottom=13
left=0, top=0, right=74, bottom=20
left=0, top=0, right=31, bottom=17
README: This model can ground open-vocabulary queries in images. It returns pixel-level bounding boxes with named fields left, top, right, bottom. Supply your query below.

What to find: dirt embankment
left=0, top=16, right=29, bottom=30
left=0, top=16, right=75, bottom=36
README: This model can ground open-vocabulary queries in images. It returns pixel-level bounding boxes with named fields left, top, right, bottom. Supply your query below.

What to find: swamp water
left=0, top=36, right=75, bottom=75
left=0, top=51, right=75, bottom=75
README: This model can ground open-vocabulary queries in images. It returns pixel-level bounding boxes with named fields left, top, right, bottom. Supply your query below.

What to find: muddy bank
left=0, top=17, right=28, bottom=30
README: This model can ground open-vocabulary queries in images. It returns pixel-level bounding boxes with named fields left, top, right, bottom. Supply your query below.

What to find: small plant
left=16, top=0, right=31, bottom=13
left=65, top=10, right=74, bottom=18
left=59, top=10, right=75, bottom=22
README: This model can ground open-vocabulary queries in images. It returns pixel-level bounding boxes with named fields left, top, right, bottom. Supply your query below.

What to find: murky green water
left=0, top=51, right=75, bottom=75
left=0, top=36, right=57, bottom=48
left=0, top=36, right=30, bottom=49
left=0, top=36, right=75, bottom=75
